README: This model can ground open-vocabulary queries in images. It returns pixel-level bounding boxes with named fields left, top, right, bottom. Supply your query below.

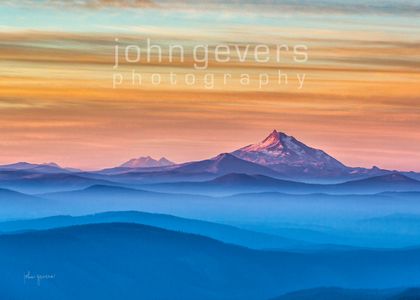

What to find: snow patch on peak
left=242, top=130, right=289, bottom=153
left=120, top=156, right=174, bottom=168
left=231, top=130, right=348, bottom=176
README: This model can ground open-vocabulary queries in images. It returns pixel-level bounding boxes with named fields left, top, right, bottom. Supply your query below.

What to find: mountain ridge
left=231, top=130, right=390, bottom=180
left=120, top=156, right=174, bottom=168
left=143, top=172, right=420, bottom=195
left=1, top=130, right=419, bottom=184
left=0, top=210, right=307, bottom=250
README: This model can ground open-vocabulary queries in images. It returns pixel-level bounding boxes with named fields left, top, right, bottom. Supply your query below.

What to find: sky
left=0, top=0, right=419, bottom=171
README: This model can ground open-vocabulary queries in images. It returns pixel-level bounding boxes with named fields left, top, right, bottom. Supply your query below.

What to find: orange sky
left=1, top=2, right=420, bottom=171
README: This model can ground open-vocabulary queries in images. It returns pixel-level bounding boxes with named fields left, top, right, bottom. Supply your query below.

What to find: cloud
left=157, top=0, right=420, bottom=16
left=80, top=0, right=156, bottom=8
left=5, top=0, right=420, bottom=15
left=5, top=0, right=156, bottom=9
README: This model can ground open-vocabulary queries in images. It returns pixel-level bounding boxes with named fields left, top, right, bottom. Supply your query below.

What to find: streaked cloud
left=4, top=0, right=420, bottom=15
left=4, top=0, right=156, bottom=9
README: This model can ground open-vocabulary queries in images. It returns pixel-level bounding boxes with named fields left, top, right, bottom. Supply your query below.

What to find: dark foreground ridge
left=1, top=223, right=420, bottom=300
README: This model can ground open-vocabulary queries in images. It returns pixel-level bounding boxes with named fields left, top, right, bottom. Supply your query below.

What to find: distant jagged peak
left=120, top=156, right=175, bottom=168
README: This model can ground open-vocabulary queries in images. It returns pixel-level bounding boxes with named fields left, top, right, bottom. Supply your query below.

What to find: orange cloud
left=1, top=22, right=419, bottom=171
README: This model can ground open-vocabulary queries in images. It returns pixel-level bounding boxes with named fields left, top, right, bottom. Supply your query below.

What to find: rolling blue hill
left=271, top=287, right=416, bottom=300
left=142, top=173, right=420, bottom=196
left=0, top=211, right=307, bottom=250
left=2, top=223, right=420, bottom=299
left=0, top=188, right=57, bottom=220
left=0, top=170, right=120, bottom=193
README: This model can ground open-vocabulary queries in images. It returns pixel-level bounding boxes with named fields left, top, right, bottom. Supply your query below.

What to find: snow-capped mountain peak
left=232, top=130, right=348, bottom=177
left=243, top=130, right=287, bottom=152
left=120, top=156, right=175, bottom=168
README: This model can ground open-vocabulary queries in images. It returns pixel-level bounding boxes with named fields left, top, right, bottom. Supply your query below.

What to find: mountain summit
left=120, top=156, right=174, bottom=168
left=231, top=130, right=348, bottom=178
